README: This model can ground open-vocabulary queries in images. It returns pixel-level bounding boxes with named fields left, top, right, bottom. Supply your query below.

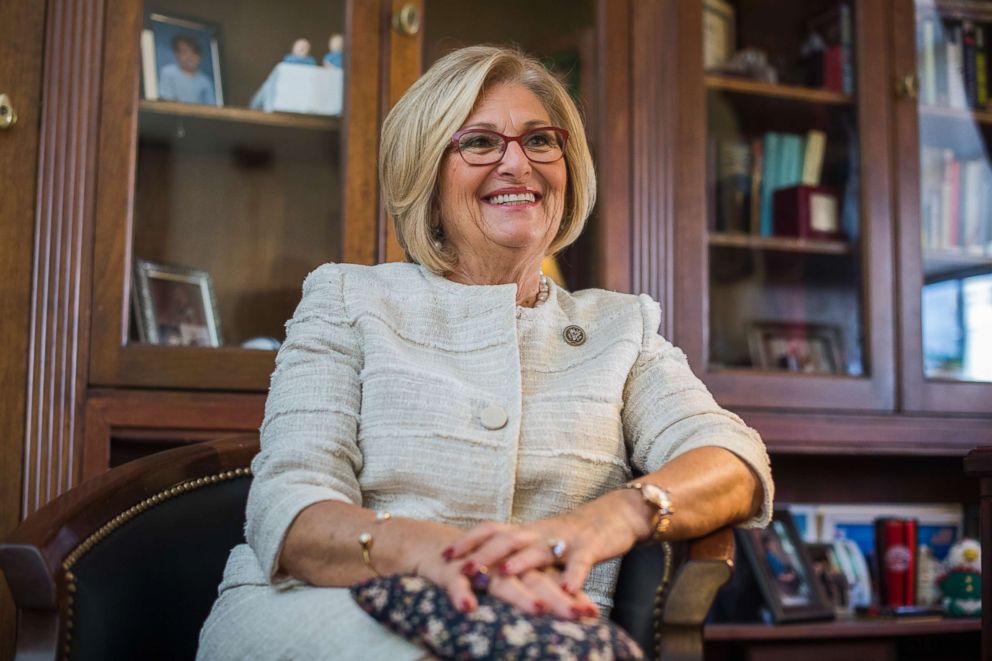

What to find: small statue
left=324, top=34, right=344, bottom=69
left=283, top=38, right=317, bottom=66
left=916, top=544, right=942, bottom=606
left=938, top=538, right=982, bottom=618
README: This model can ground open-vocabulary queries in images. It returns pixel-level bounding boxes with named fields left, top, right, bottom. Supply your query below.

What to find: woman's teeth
left=488, top=192, right=536, bottom=205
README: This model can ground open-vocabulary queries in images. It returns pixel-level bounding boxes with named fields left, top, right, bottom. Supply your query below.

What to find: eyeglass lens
left=456, top=129, right=566, bottom=164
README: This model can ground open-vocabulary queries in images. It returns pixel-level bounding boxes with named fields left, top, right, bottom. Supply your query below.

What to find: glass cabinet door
left=895, top=0, right=992, bottom=412
left=675, top=0, right=896, bottom=410
left=90, top=0, right=380, bottom=390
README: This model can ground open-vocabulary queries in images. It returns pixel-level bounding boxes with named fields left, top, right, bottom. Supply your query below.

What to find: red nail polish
left=461, top=561, right=475, bottom=575
left=585, top=606, right=598, bottom=618
left=560, top=581, right=573, bottom=595
left=499, top=563, right=511, bottom=575
left=460, top=598, right=474, bottom=612
left=533, top=600, right=547, bottom=615
left=442, top=547, right=454, bottom=561
left=570, top=606, right=583, bottom=619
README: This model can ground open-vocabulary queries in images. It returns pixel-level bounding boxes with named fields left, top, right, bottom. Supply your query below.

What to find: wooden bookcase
left=2, top=0, right=990, bottom=656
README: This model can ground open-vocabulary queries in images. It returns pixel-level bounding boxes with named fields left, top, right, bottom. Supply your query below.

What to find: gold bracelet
left=358, top=511, right=392, bottom=576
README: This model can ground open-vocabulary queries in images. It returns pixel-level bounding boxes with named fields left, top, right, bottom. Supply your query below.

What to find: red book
left=874, top=518, right=918, bottom=607
left=824, top=45, right=844, bottom=92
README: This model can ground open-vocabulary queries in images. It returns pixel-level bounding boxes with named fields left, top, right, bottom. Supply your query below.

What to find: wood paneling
left=631, top=0, right=671, bottom=330
left=380, top=0, right=424, bottom=264
left=23, top=0, right=104, bottom=516
left=83, top=389, right=265, bottom=479
left=0, top=0, right=47, bottom=654
left=343, top=0, right=383, bottom=266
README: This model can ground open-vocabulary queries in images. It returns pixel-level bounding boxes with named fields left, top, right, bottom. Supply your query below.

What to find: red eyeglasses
left=450, top=127, right=569, bottom=165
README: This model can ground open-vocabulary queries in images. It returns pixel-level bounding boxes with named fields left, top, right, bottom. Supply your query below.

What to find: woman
left=198, top=46, right=773, bottom=659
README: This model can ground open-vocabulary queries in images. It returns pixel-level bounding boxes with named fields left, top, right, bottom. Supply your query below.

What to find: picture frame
left=132, top=259, right=222, bottom=347
left=748, top=321, right=844, bottom=374
left=737, top=511, right=835, bottom=623
left=141, top=12, right=224, bottom=106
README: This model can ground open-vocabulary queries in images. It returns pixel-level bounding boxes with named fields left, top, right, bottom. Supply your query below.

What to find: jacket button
left=480, top=404, right=508, bottom=430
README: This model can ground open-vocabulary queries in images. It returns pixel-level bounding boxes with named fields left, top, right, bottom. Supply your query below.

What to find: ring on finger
left=469, top=566, right=491, bottom=592
left=547, top=538, right=568, bottom=565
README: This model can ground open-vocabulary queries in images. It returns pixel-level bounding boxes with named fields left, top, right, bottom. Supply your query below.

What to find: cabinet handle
left=896, top=73, right=918, bottom=100
left=392, top=3, right=421, bottom=36
left=0, top=93, right=17, bottom=130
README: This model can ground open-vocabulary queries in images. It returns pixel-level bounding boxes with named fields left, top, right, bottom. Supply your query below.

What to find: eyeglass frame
left=449, top=126, right=570, bottom=165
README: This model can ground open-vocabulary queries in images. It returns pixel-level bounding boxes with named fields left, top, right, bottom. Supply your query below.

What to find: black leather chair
left=0, top=435, right=733, bottom=660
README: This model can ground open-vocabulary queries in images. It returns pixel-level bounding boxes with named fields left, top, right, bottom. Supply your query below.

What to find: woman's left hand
left=443, top=492, right=643, bottom=596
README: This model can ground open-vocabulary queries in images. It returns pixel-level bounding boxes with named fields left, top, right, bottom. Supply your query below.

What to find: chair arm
left=0, top=434, right=259, bottom=610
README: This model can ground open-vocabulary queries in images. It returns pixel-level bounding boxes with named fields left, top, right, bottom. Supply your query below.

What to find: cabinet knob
left=392, top=3, right=421, bottom=36
left=896, top=73, right=918, bottom=101
left=0, top=93, right=17, bottom=130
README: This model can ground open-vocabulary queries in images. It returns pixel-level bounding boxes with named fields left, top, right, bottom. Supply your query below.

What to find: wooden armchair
left=0, top=435, right=733, bottom=661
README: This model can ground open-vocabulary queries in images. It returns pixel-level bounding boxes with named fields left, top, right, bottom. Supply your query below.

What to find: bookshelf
left=704, top=74, right=854, bottom=105
left=709, top=232, right=852, bottom=255
left=138, top=100, right=340, bottom=131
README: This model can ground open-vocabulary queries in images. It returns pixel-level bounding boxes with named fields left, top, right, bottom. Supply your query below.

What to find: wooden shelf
left=705, top=75, right=854, bottom=106
left=138, top=100, right=340, bottom=131
left=705, top=617, right=981, bottom=641
left=709, top=232, right=853, bottom=255
left=923, top=248, right=992, bottom=280
left=918, top=104, right=992, bottom=126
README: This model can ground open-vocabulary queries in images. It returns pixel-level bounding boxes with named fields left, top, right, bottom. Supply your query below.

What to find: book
left=976, top=23, right=987, bottom=108
left=703, top=0, right=735, bottom=71
left=140, top=29, right=158, bottom=101
left=946, top=21, right=968, bottom=109
left=715, top=139, right=752, bottom=233
left=759, top=132, right=781, bottom=236
left=921, top=18, right=938, bottom=106
left=801, top=130, right=827, bottom=186
left=962, top=21, right=977, bottom=108
left=749, top=137, right=764, bottom=235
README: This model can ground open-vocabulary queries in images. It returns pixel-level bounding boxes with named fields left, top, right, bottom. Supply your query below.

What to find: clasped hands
left=418, top=494, right=643, bottom=620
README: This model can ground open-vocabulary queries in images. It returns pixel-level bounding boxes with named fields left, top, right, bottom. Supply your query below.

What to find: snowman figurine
left=938, top=538, right=981, bottom=618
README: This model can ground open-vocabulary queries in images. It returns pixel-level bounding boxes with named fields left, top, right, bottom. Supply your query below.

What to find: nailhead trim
left=652, top=542, right=674, bottom=660
left=58, top=466, right=252, bottom=660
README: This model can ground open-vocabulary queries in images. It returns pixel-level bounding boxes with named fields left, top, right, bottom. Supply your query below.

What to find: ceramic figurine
left=283, top=38, right=317, bottom=65
left=938, top=538, right=981, bottom=617
left=323, top=34, right=344, bottom=69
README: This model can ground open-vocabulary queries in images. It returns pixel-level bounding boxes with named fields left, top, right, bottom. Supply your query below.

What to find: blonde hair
left=379, top=46, right=597, bottom=273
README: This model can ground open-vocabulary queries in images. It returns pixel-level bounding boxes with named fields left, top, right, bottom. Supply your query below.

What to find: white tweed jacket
left=242, top=261, right=773, bottom=610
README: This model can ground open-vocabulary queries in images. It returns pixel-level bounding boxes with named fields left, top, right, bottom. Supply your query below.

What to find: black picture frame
left=737, top=510, right=835, bottom=623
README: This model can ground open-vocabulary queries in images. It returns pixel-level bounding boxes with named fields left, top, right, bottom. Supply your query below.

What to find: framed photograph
left=807, top=542, right=851, bottom=614
left=817, top=503, right=963, bottom=562
left=132, top=259, right=222, bottom=347
left=748, top=321, right=844, bottom=374
left=738, top=511, right=835, bottom=623
left=141, top=12, right=223, bottom=106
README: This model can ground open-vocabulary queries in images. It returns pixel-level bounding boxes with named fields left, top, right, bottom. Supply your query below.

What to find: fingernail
left=570, top=606, right=583, bottom=619
left=560, top=581, right=574, bottom=595
left=460, top=598, right=474, bottom=613
left=442, top=547, right=454, bottom=561
left=585, top=606, right=598, bottom=618
left=499, top=563, right=511, bottom=575
left=533, top=601, right=547, bottom=615
left=461, top=561, right=476, bottom=575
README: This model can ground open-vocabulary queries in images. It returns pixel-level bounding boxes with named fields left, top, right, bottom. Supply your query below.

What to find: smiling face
left=437, top=82, right=567, bottom=274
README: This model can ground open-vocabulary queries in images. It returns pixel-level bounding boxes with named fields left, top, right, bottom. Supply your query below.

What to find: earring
left=431, top=225, right=444, bottom=250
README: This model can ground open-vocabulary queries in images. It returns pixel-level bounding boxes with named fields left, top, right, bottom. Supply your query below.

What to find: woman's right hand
left=409, top=526, right=598, bottom=619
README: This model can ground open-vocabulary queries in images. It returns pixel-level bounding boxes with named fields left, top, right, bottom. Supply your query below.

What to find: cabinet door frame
left=670, top=0, right=897, bottom=411
left=891, top=0, right=992, bottom=414
left=88, top=0, right=384, bottom=391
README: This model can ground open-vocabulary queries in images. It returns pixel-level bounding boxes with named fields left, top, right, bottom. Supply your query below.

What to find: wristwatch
left=623, top=481, right=674, bottom=539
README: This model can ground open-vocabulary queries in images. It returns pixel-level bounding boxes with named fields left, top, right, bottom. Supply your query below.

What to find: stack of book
left=712, top=130, right=827, bottom=236
left=920, top=146, right=992, bottom=254
left=918, top=10, right=992, bottom=110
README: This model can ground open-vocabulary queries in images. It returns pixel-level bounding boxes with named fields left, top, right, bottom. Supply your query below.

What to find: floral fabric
left=350, top=574, right=644, bottom=660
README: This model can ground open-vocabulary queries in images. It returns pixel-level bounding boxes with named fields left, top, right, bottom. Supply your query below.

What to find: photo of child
left=146, top=13, right=223, bottom=106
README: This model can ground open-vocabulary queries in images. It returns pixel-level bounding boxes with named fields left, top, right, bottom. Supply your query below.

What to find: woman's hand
left=442, top=490, right=646, bottom=600
left=405, top=521, right=597, bottom=619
